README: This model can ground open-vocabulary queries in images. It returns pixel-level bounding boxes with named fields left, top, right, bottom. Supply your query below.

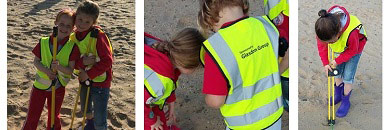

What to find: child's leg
left=91, top=87, right=110, bottom=130
left=335, top=62, right=346, bottom=86
left=341, top=53, right=362, bottom=95
left=80, top=84, right=93, bottom=119
left=22, top=87, right=47, bottom=130
left=46, top=86, right=65, bottom=130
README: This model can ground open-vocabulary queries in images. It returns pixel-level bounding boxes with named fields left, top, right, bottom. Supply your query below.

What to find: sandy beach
left=298, top=0, right=382, bottom=129
left=7, top=0, right=135, bottom=129
left=145, top=0, right=288, bottom=129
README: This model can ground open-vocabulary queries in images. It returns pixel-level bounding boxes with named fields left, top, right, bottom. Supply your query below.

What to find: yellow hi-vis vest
left=264, top=0, right=289, bottom=20
left=201, top=16, right=283, bottom=129
left=329, top=15, right=367, bottom=53
left=144, top=64, right=176, bottom=109
left=33, top=37, right=75, bottom=90
left=70, top=28, right=113, bottom=82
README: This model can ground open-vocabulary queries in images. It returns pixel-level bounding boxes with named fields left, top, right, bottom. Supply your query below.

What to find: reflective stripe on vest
left=203, top=16, right=283, bottom=129
left=329, top=15, right=367, bottom=53
left=33, top=37, right=74, bottom=90
left=70, top=29, right=113, bottom=82
left=144, top=64, right=176, bottom=109
left=264, top=0, right=289, bottom=20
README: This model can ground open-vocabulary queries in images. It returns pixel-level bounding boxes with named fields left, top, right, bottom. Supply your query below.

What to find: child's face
left=55, top=15, right=74, bottom=39
left=75, top=12, right=95, bottom=32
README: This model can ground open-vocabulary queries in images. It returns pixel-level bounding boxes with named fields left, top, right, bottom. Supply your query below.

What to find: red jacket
left=317, top=5, right=367, bottom=66
left=144, top=33, right=179, bottom=129
left=75, top=27, right=113, bottom=87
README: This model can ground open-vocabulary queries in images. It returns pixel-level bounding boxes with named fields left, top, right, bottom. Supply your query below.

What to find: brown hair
left=55, top=7, right=75, bottom=25
left=198, top=0, right=249, bottom=36
left=76, top=0, right=100, bottom=24
left=315, top=9, right=343, bottom=41
left=153, top=28, right=205, bottom=69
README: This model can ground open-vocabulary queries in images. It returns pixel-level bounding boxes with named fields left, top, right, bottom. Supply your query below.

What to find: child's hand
left=151, top=116, right=164, bottom=130
left=324, top=65, right=333, bottom=76
left=78, top=69, right=89, bottom=82
left=83, top=55, right=96, bottom=66
left=51, top=60, right=59, bottom=72
left=45, top=69, right=57, bottom=80
left=330, top=60, right=338, bottom=68
left=166, top=102, right=177, bottom=126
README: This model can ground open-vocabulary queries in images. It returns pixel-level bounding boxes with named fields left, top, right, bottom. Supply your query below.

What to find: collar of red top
left=75, top=26, right=102, bottom=40
left=50, top=35, right=69, bottom=46
left=220, top=15, right=249, bottom=29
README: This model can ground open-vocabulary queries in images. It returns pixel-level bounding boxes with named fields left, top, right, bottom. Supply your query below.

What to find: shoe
left=329, top=82, right=344, bottom=106
left=336, top=90, right=352, bottom=117
left=78, top=118, right=95, bottom=130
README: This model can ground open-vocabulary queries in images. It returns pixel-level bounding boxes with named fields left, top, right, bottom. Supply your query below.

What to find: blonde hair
left=153, top=28, right=205, bottom=69
left=197, top=0, right=249, bottom=36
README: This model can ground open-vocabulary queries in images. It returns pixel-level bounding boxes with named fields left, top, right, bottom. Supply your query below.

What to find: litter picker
left=327, top=45, right=339, bottom=129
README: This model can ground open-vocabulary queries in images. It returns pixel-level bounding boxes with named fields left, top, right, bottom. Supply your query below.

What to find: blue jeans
left=80, top=85, right=110, bottom=130
left=335, top=53, right=362, bottom=84
left=281, top=78, right=289, bottom=112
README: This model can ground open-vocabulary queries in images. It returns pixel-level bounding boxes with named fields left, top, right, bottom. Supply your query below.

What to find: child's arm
left=279, top=49, right=289, bottom=74
left=34, top=57, right=56, bottom=80
left=85, top=32, right=113, bottom=79
left=52, top=61, right=75, bottom=75
left=205, top=94, right=226, bottom=109
left=316, top=38, right=330, bottom=66
left=334, top=30, right=360, bottom=65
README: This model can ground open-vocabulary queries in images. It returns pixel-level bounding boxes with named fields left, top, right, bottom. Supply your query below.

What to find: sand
left=298, top=0, right=382, bottom=129
left=145, top=0, right=288, bottom=129
left=7, top=0, right=135, bottom=129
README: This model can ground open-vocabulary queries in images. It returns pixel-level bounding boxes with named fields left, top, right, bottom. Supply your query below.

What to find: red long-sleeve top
left=75, top=27, right=113, bottom=88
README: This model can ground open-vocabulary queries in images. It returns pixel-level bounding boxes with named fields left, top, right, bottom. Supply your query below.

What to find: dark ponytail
left=315, top=9, right=341, bottom=41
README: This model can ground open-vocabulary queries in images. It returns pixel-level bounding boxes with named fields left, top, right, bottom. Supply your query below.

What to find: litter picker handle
left=50, top=25, right=58, bottom=130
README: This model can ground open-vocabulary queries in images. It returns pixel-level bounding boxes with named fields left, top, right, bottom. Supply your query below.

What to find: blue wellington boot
left=84, top=118, right=96, bottom=130
left=336, top=90, right=352, bottom=117
left=329, top=82, right=344, bottom=106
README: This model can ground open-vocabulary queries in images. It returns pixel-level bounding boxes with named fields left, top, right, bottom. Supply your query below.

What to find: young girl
left=144, top=28, right=204, bottom=130
left=72, top=1, right=113, bottom=129
left=198, top=0, right=283, bottom=129
left=23, top=8, right=79, bottom=130
left=315, top=5, right=367, bottom=117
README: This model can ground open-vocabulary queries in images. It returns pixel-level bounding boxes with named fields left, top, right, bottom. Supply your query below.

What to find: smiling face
left=55, top=14, right=74, bottom=40
left=75, top=12, right=95, bottom=32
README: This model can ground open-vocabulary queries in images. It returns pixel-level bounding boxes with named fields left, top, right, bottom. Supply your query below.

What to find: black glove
left=278, top=37, right=289, bottom=57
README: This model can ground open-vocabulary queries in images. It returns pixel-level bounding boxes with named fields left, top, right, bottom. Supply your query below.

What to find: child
left=144, top=28, right=204, bottom=130
left=72, top=1, right=113, bottom=129
left=264, top=0, right=290, bottom=112
left=315, top=5, right=367, bottom=117
left=23, top=8, right=79, bottom=130
left=198, top=0, right=283, bottom=129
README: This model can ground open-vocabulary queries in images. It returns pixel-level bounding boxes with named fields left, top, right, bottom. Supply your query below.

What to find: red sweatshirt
left=317, top=5, right=367, bottom=66
left=75, top=27, right=113, bottom=88
left=144, top=34, right=179, bottom=130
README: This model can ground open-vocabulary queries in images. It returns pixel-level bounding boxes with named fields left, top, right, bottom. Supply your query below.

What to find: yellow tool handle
left=69, top=84, right=82, bottom=129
